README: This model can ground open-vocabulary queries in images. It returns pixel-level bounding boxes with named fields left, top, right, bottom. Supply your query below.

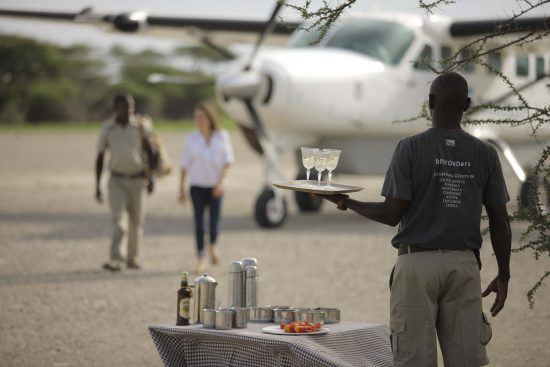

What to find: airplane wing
left=0, top=8, right=301, bottom=35
left=450, top=16, right=550, bottom=37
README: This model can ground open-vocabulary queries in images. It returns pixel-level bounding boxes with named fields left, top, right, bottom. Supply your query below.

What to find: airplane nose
left=216, top=69, right=263, bottom=100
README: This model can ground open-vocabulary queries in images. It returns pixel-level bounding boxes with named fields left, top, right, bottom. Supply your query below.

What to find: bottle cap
left=181, top=271, right=188, bottom=282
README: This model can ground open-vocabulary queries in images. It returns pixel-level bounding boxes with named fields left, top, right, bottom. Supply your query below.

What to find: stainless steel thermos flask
left=245, top=265, right=258, bottom=307
left=228, top=261, right=244, bottom=307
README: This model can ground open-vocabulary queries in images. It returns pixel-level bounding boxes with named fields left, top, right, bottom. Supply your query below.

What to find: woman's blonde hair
left=195, top=102, right=220, bottom=132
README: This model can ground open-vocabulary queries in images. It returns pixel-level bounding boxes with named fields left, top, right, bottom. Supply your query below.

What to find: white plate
left=262, top=325, right=330, bottom=336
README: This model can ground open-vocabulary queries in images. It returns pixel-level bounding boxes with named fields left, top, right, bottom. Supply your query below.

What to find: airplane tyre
left=294, top=173, right=323, bottom=212
left=254, top=188, right=287, bottom=228
left=519, top=173, right=549, bottom=213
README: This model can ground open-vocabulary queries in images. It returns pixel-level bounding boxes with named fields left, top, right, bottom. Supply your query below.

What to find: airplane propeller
left=217, top=0, right=287, bottom=138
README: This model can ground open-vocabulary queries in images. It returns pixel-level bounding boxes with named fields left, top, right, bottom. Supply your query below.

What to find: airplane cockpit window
left=516, top=55, right=529, bottom=77
left=488, top=52, right=502, bottom=73
left=288, top=27, right=322, bottom=48
left=414, top=45, right=433, bottom=70
left=323, top=20, right=415, bottom=65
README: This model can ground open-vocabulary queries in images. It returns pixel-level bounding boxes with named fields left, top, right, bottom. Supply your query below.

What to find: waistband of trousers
left=111, top=171, right=145, bottom=179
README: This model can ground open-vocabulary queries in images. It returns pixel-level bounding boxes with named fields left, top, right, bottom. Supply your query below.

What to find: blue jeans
left=190, top=186, right=222, bottom=257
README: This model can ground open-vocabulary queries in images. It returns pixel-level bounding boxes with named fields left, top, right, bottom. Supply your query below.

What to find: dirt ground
left=0, top=130, right=548, bottom=367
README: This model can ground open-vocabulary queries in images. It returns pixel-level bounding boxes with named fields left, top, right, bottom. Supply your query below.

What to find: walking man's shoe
left=127, top=260, right=141, bottom=269
left=102, top=260, right=122, bottom=272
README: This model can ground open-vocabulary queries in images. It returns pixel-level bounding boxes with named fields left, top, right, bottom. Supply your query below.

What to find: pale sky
left=0, top=0, right=548, bottom=52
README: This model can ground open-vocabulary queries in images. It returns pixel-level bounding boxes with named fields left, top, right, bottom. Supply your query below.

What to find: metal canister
left=228, top=261, right=244, bottom=307
left=192, top=273, right=217, bottom=324
left=249, top=307, right=273, bottom=322
left=314, top=308, right=340, bottom=323
left=231, top=307, right=248, bottom=328
left=273, top=308, right=294, bottom=323
left=245, top=265, right=258, bottom=307
left=215, top=308, right=233, bottom=330
left=203, top=309, right=216, bottom=329
left=294, top=309, right=327, bottom=324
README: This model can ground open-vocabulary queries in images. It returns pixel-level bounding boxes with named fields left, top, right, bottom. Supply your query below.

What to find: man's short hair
left=113, top=93, right=135, bottom=107
left=430, top=72, right=468, bottom=107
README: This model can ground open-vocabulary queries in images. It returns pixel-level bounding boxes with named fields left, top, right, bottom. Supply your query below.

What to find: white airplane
left=2, top=3, right=549, bottom=228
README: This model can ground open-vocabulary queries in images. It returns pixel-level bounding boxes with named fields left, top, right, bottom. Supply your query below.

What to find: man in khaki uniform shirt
left=95, top=94, right=155, bottom=271
left=323, top=73, right=511, bottom=366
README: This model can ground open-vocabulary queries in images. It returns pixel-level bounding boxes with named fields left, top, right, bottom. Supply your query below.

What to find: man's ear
left=464, top=97, right=471, bottom=112
left=428, top=94, right=435, bottom=109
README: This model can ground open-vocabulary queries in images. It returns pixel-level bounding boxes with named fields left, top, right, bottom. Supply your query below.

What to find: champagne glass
left=324, top=149, right=341, bottom=188
left=313, top=150, right=329, bottom=187
left=301, top=147, right=318, bottom=185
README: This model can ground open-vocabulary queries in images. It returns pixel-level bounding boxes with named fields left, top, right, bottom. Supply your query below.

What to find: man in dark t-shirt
left=323, top=73, right=511, bottom=366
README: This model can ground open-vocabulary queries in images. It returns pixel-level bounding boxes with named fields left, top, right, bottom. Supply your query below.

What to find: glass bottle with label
left=176, top=271, right=192, bottom=326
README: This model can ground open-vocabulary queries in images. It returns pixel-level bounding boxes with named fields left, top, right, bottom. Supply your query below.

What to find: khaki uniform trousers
left=108, top=175, right=146, bottom=263
left=390, top=249, right=485, bottom=367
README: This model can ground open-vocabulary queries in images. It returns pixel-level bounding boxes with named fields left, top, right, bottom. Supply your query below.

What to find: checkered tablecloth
left=149, top=321, right=392, bottom=367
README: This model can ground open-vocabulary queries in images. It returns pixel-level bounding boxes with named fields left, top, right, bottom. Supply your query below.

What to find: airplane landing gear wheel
left=294, top=173, right=323, bottom=212
left=254, top=188, right=287, bottom=228
left=520, top=173, right=550, bottom=214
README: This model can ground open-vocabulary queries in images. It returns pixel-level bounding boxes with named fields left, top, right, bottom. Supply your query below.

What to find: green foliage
left=0, top=35, right=108, bottom=123
left=0, top=36, right=215, bottom=123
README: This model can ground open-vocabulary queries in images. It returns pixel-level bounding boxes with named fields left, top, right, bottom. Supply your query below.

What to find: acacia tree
left=287, top=0, right=550, bottom=306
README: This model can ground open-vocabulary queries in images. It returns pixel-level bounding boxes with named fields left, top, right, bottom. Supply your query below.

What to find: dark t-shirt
left=381, top=127, right=510, bottom=250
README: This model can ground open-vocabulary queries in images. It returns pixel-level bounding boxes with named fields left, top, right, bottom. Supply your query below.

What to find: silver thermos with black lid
left=192, top=273, right=217, bottom=324
left=228, top=261, right=244, bottom=307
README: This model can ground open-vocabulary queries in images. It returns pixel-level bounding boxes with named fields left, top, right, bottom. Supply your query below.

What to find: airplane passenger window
left=487, top=52, right=502, bottom=73
left=288, top=27, right=323, bottom=48
left=324, top=19, right=415, bottom=65
left=440, top=46, right=453, bottom=66
left=535, top=56, right=545, bottom=79
left=516, top=55, right=529, bottom=77
left=460, top=48, right=475, bottom=72
left=414, top=45, right=433, bottom=70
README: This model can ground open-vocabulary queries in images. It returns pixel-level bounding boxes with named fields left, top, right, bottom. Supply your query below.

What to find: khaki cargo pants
left=390, top=249, right=489, bottom=367
left=108, top=175, right=146, bottom=263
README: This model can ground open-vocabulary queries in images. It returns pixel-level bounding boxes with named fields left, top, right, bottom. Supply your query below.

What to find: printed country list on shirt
left=433, top=158, right=475, bottom=208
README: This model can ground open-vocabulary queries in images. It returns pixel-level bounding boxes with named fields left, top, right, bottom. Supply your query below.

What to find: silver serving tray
left=273, top=180, right=363, bottom=195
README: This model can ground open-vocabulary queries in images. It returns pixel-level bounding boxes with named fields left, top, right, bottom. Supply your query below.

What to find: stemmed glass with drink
left=313, top=150, right=329, bottom=188
left=301, top=147, right=318, bottom=185
left=324, top=149, right=341, bottom=188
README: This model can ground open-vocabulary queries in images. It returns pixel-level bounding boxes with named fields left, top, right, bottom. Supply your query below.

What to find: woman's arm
left=213, top=164, right=230, bottom=198
left=178, top=168, right=187, bottom=205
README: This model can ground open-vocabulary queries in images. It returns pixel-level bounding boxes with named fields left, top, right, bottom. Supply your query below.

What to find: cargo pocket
left=390, top=317, right=407, bottom=360
left=480, top=312, right=492, bottom=346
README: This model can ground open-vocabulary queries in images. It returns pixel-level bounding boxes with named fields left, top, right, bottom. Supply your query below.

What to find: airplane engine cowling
left=113, top=12, right=147, bottom=33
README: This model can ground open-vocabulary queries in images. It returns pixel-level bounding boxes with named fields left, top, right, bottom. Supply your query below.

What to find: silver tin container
left=294, top=309, right=327, bottom=324
left=215, top=308, right=233, bottom=330
left=249, top=307, right=273, bottom=322
left=192, top=273, right=217, bottom=324
left=231, top=307, right=249, bottom=328
left=314, top=308, right=340, bottom=323
left=273, top=308, right=295, bottom=323
left=228, top=261, right=244, bottom=307
left=203, top=309, right=216, bottom=329
left=245, top=266, right=258, bottom=307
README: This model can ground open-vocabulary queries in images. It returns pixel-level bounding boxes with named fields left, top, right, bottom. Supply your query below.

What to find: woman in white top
left=179, top=103, right=234, bottom=273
